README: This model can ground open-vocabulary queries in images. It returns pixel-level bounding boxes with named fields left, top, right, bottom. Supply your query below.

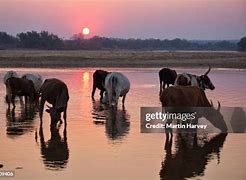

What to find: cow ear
left=45, top=109, right=50, bottom=113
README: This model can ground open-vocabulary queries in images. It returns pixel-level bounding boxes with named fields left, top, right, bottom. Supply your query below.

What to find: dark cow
left=160, top=86, right=227, bottom=132
left=175, top=66, right=215, bottom=91
left=91, top=70, right=109, bottom=100
left=159, top=68, right=177, bottom=96
left=5, top=77, right=37, bottom=108
left=39, top=79, right=69, bottom=127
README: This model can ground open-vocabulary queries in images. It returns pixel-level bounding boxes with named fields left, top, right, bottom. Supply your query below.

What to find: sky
left=0, top=0, right=245, bottom=40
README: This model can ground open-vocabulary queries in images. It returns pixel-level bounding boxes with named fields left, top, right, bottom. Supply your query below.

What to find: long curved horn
left=217, top=101, right=221, bottom=111
left=204, top=65, right=211, bottom=75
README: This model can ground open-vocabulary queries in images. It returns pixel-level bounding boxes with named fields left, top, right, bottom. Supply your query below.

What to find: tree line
left=0, top=31, right=245, bottom=51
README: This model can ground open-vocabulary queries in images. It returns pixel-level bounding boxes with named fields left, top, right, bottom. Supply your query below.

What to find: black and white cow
left=159, top=68, right=177, bottom=96
left=175, top=66, right=215, bottom=91
left=91, top=70, right=109, bottom=100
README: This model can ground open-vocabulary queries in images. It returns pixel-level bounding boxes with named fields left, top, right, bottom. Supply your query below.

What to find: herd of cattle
left=3, top=67, right=227, bottom=131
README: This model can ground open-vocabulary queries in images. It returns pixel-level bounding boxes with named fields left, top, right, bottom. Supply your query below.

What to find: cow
left=5, top=77, right=37, bottom=108
left=22, top=73, right=43, bottom=92
left=3, top=71, right=23, bottom=103
left=39, top=79, right=69, bottom=127
left=160, top=86, right=227, bottom=133
left=102, top=72, right=130, bottom=109
left=91, top=70, right=109, bottom=101
left=174, top=66, right=215, bottom=91
left=159, top=68, right=177, bottom=96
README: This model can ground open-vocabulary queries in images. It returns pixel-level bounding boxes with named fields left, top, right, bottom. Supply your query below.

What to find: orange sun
left=82, top=27, right=90, bottom=35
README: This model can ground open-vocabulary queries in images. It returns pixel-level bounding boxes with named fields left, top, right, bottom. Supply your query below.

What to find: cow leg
left=6, top=86, right=11, bottom=106
left=63, top=106, right=67, bottom=128
left=159, top=81, right=163, bottom=96
left=11, top=94, right=16, bottom=109
left=164, top=132, right=173, bottom=150
left=91, top=84, right=96, bottom=99
left=165, top=118, right=173, bottom=138
left=163, top=82, right=166, bottom=89
left=122, top=95, right=126, bottom=108
left=100, top=90, right=104, bottom=101
left=39, top=99, right=45, bottom=124
left=7, top=95, right=11, bottom=108
left=24, top=96, right=28, bottom=108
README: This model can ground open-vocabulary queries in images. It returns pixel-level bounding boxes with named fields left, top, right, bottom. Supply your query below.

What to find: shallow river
left=0, top=68, right=245, bottom=180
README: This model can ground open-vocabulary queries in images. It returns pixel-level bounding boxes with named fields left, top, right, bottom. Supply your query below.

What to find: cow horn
left=210, top=100, right=214, bottom=107
left=217, top=101, right=221, bottom=111
left=204, top=65, right=211, bottom=75
left=46, top=105, right=51, bottom=109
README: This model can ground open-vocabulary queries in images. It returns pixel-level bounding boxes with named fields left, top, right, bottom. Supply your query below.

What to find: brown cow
left=39, top=79, right=69, bottom=127
left=160, top=86, right=227, bottom=132
left=5, top=77, right=37, bottom=108
left=160, top=86, right=211, bottom=107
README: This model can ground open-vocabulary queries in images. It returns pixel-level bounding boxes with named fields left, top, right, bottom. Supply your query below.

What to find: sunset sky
left=0, top=0, right=245, bottom=40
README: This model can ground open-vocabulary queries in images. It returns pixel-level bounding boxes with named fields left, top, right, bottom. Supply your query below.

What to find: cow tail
left=111, top=76, right=117, bottom=97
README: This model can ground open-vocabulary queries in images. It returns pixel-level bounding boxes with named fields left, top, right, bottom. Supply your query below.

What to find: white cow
left=103, top=72, right=130, bottom=108
left=22, top=73, right=43, bottom=92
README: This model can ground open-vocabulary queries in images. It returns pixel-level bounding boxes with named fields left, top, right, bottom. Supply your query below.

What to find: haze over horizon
left=0, top=0, right=245, bottom=40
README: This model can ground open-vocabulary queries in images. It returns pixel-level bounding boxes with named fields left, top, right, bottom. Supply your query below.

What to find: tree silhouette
left=238, top=37, right=246, bottom=51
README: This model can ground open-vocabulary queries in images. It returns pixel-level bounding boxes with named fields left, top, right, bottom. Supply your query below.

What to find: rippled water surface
left=0, top=68, right=245, bottom=180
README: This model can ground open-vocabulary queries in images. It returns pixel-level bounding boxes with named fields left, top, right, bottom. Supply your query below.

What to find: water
left=0, top=68, right=245, bottom=180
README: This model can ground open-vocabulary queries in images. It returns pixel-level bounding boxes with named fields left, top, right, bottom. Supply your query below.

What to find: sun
left=82, top=27, right=90, bottom=35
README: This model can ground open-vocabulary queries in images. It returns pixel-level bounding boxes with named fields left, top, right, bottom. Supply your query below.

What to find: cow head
left=45, top=105, right=62, bottom=126
left=200, top=66, right=215, bottom=90
left=207, top=101, right=227, bottom=132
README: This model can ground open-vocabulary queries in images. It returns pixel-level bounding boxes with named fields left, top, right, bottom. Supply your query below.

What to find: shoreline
left=0, top=50, right=245, bottom=69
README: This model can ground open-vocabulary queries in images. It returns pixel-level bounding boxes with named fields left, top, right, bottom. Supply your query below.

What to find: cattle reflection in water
left=92, top=100, right=130, bottom=140
left=6, top=106, right=36, bottom=137
left=160, top=133, right=227, bottom=180
left=38, top=125, right=69, bottom=171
